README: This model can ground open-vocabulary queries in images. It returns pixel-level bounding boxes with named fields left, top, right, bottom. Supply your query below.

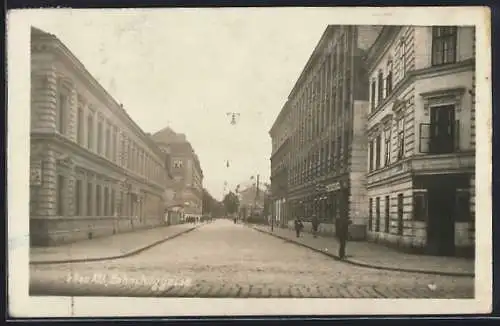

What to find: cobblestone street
left=30, top=220, right=474, bottom=298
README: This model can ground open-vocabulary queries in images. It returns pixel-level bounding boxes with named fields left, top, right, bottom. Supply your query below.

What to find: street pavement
left=251, top=225, right=474, bottom=277
left=30, top=219, right=474, bottom=298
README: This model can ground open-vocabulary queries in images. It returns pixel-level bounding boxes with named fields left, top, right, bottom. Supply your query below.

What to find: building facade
left=275, top=25, right=381, bottom=239
left=269, top=101, right=291, bottom=227
left=151, top=127, right=204, bottom=221
left=365, top=26, right=475, bottom=256
left=237, top=184, right=266, bottom=220
left=30, top=27, right=168, bottom=246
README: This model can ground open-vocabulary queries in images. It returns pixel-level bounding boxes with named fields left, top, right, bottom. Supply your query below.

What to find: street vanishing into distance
left=30, top=219, right=474, bottom=298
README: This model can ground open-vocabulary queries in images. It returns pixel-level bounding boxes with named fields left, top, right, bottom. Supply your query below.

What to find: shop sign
left=30, top=161, right=42, bottom=186
left=325, top=182, right=341, bottom=192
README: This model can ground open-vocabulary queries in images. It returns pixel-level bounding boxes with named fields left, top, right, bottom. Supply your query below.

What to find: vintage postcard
left=7, top=6, right=492, bottom=318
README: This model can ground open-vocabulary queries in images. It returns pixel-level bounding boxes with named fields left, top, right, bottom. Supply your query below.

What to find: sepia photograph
left=7, top=7, right=492, bottom=318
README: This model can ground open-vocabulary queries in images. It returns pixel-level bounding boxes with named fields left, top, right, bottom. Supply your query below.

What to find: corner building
left=364, top=26, right=475, bottom=256
left=30, top=27, right=168, bottom=245
left=283, top=25, right=382, bottom=240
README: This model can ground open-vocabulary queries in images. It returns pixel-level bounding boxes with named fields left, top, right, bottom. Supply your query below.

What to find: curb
left=30, top=226, right=199, bottom=265
left=251, top=226, right=474, bottom=278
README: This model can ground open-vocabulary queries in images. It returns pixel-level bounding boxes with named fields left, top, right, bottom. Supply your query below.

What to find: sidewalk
left=30, top=223, right=198, bottom=265
left=251, top=224, right=474, bottom=277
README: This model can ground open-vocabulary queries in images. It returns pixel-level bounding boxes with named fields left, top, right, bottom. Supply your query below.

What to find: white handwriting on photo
left=66, top=273, right=192, bottom=291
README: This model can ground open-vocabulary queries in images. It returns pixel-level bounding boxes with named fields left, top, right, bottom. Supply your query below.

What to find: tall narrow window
left=97, top=121, right=103, bottom=155
left=397, top=117, right=405, bottom=160
left=397, top=193, right=404, bottom=235
left=370, top=80, right=376, bottom=111
left=104, top=186, right=109, bottom=216
left=75, top=179, right=82, bottom=216
left=105, top=126, right=110, bottom=159
left=77, top=107, right=84, bottom=145
left=368, top=198, right=373, bottom=231
left=112, top=128, right=117, bottom=162
left=87, top=114, right=94, bottom=151
left=57, top=92, right=68, bottom=135
left=375, top=134, right=381, bottom=170
left=87, top=182, right=93, bottom=216
left=57, top=175, right=65, bottom=216
left=386, top=60, right=393, bottom=96
left=369, top=140, right=374, bottom=172
left=110, top=189, right=115, bottom=216
left=377, top=70, right=384, bottom=103
left=432, top=27, right=458, bottom=66
left=95, top=185, right=101, bottom=217
left=384, top=195, right=390, bottom=233
left=384, top=127, right=392, bottom=166
left=375, top=197, right=380, bottom=232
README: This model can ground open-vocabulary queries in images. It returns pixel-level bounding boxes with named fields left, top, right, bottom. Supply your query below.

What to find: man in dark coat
left=311, top=214, right=320, bottom=238
left=337, top=217, right=351, bottom=259
left=294, top=217, right=304, bottom=238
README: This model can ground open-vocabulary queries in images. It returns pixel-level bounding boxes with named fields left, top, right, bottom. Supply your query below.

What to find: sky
left=26, top=9, right=341, bottom=201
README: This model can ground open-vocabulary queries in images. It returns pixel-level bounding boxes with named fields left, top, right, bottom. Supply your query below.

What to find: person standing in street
left=337, top=217, right=351, bottom=259
left=311, top=214, right=320, bottom=238
left=294, top=217, right=304, bottom=238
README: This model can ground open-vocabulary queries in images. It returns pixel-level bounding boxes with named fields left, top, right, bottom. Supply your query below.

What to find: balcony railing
left=419, top=120, right=460, bottom=154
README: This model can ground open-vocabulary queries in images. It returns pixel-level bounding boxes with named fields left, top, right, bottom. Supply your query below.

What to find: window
left=173, top=159, right=183, bottom=168
left=384, top=195, right=390, bottom=233
left=370, top=80, right=376, bottom=111
left=397, top=117, right=405, bottom=160
left=75, top=179, right=82, bottom=216
left=87, top=182, right=93, bottom=216
left=386, top=60, right=393, bottom=96
left=397, top=194, right=404, bottom=235
left=104, top=187, right=109, bottom=216
left=375, top=135, right=381, bottom=170
left=105, top=126, right=110, bottom=158
left=96, top=185, right=101, bottom=216
left=112, top=128, right=117, bottom=162
left=375, top=197, right=380, bottom=232
left=97, top=121, right=103, bottom=155
left=368, top=198, right=373, bottom=231
left=369, top=140, right=374, bottom=172
left=432, top=26, right=457, bottom=66
left=377, top=70, right=384, bottom=103
left=413, top=191, right=428, bottom=221
left=87, top=114, right=94, bottom=150
left=77, top=108, right=84, bottom=144
left=455, top=189, right=471, bottom=222
left=384, top=127, right=391, bottom=166
left=57, top=92, right=68, bottom=134
left=57, top=175, right=65, bottom=216
left=110, top=189, right=115, bottom=216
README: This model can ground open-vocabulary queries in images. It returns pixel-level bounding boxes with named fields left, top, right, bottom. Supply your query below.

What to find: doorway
left=426, top=182, right=456, bottom=256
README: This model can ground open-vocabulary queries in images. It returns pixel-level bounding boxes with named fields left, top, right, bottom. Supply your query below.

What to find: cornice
left=365, top=26, right=403, bottom=75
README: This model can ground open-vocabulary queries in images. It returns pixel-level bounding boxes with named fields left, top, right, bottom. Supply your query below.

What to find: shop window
left=397, top=193, right=404, bottom=235
left=413, top=191, right=428, bottom=221
left=455, top=189, right=471, bottom=222
left=368, top=198, right=373, bottom=231
left=384, top=195, right=390, bottom=233
left=56, top=175, right=65, bottom=216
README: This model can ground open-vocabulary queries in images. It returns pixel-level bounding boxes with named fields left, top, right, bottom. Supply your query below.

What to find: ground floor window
left=375, top=197, right=380, bottom=232
left=397, top=193, right=404, bottom=235
left=384, top=195, right=390, bottom=233
left=56, top=175, right=65, bottom=216
left=368, top=198, right=373, bottom=231
left=413, top=191, right=428, bottom=221
left=75, top=179, right=82, bottom=216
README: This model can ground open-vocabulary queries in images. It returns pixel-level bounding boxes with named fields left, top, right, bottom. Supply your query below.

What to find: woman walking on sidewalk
left=311, top=215, right=320, bottom=238
left=337, top=217, right=351, bottom=259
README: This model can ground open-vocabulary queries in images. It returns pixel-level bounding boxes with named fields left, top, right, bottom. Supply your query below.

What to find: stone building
left=151, top=127, right=204, bottom=221
left=30, top=27, right=169, bottom=246
left=364, top=26, right=475, bottom=256
left=274, top=25, right=381, bottom=239
left=269, top=101, right=291, bottom=227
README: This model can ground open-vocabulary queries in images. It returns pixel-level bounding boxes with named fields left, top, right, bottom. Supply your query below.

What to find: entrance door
left=430, top=105, right=455, bottom=154
left=427, top=183, right=455, bottom=256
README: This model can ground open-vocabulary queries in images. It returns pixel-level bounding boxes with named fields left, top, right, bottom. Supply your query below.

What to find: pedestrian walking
left=337, top=217, right=351, bottom=259
left=311, top=214, right=320, bottom=238
left=294, top=217, right=304, bottom=238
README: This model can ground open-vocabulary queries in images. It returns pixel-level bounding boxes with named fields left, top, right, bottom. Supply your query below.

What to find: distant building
left=151, top=127, right=204, bottom=221
left=237, top=184, right=266, bottom=219
left=30, top=27, right=168, bottom=246
left=364, top=26, right=475, bottom=256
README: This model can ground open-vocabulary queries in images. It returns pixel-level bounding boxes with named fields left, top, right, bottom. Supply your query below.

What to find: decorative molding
left=56, top=153, right=75, bottom=168
left=391, top=98, right=407, bottom=117
left=420, top=87, right=466, bottom=116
